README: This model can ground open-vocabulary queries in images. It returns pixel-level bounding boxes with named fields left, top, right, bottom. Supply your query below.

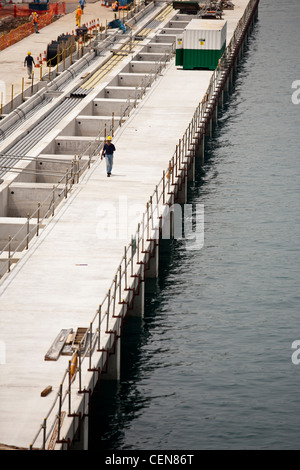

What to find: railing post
left=124, top=246, right=127, bottom=290
left=113, top=274, right=117, bottom=314
left=146, top=202, right=149, bottom=240
left=97, top=304, right=102, bottom=350
left=52, top=185, right=55, bottom=216
left=42, top=417, right=47, bottom=450
left=65, top=170, right=68, bottom=198
left=8, top=235, right=11, bottom=273
left=78, top=344, right=82, bottom=392
left=89, top=322, right=93, bottom=370
left=68, top=360, right=72, bottom=415
left=106, top=289, right=111, bottom=332
left=57, top=382, right=63, bottom=442
left=36, top=202, right=40, bottom=236
left=137, top=223, right=140, bottom=263
left=131, top=236, right=134, bottom=276
left=26, top=213, right=30, bottom=249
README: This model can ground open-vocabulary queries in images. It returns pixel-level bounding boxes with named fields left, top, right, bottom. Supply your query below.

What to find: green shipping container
left=177, top=19, right=227, bottom=70
left=182, top=42, right=226, bottom=70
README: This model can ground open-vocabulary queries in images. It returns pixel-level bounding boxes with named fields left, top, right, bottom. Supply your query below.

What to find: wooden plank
left=44, top=329, right=73, bottom=361
left=61, top=332, right=76, bottom=356
left=41, top=385, right=52, bottom=397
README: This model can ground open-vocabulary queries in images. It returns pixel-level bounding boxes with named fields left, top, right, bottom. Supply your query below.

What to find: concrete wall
left=7, top=183, right=65, bottom=218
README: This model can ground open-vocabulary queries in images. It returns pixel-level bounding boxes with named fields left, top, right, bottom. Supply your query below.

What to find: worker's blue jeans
left=105, top=154, right=114, bottom=174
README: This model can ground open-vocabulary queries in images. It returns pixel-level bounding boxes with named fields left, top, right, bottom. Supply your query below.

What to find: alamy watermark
left=291, top=340, right=300, bottom=365
left=291, top=80, right=300, bottom=105
left=96, top=197, right=204, bottom=250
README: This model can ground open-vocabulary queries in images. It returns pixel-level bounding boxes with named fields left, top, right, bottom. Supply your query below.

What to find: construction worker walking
left=101, top=136, right=116, bottom=177
left=24, top=52, right=35, bottom=79
left=75, top=5, right=82, bottom=27
left=32, top=12, right=39, bottom=33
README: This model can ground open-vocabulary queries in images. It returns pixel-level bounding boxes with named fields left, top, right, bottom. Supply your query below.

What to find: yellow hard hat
left=107, top=136, right=112, bottom=140
left=28, top=51, right=31, bottom=55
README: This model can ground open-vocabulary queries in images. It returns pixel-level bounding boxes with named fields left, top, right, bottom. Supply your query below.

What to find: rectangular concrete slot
left=145, top=43, right=174, bottom=53
left=159, top=28, right=185, bottom=35
left=93, top=98, right=135, bottom=115
left=155, top=34, right=177, bottom=43
left=117, top=73, right=155, bottom=87
left=0, top=253, right=22, bottom=278
left=129, top=61, right=160, bottom=74
left=7, top=183, right=65, bottom=218
left=36, top=155, right=89, bottom=183
left=104, top=86, right=143, bottom=100
left=0, top=217, right=43, bottom=251
left=12, top=161, right=36, bottom=184
left=75, top=116, right=122, bottom=137
left=135, top=52, right=168, bottom=61
left=168, top=21, right=189, bottom=28
left=55, top=136, right=100, bottom=155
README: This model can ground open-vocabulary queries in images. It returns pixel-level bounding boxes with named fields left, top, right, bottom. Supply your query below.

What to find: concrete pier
left=0, top=0, right=259, bottom=450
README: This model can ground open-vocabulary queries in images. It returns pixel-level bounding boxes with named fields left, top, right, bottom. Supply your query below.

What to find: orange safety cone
left=97, top=18, right=100, bottom=28
left=35, top=55, right=40, bottom=68
left=42, top=50, right=47, bottom=62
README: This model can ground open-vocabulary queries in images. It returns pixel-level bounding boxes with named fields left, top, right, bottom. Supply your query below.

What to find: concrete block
left=104, top=86, right=143, bottom=100
left=146, top=43, right=174, bottom=54
left=36, top=155, right=89, bottom=184
left=118, top=73, right=155, bottom=87
left=168, top=21, right=189, bottom=29
left=155, top=34, right=177, bottom=44
left=55, top=136, right=99, bottom=155
left=135, top=52, right=169, bottom=62
left=129, top=61, right=161, bottom=74
left=159, top=28, right=185, bottom=35
left=75, top=116, right=123, bottom=137
left=0, top=217, right=41, bottom=251
left=93, top=98, right=135, bottom=116
left=7, top=183, right=65, bottom=218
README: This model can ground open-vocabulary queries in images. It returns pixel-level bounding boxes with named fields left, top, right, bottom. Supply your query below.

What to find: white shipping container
left=183, top=19, right=227, bottom=51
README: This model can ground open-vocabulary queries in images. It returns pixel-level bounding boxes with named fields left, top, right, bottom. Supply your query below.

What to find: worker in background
left=79, top=0, right=86, bottom=12
left=112, top=1, right=119, bottom=11
left=101, top=136, right=116, bottom=177
left=75, top=5, right=82, bottom=27
left=24, top=52, right=35, bottom=79
left=32, top=12, right=39, bottom=34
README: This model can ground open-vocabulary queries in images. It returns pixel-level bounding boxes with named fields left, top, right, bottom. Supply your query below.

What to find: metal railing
left=26, top=0, right=259, bottom=450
